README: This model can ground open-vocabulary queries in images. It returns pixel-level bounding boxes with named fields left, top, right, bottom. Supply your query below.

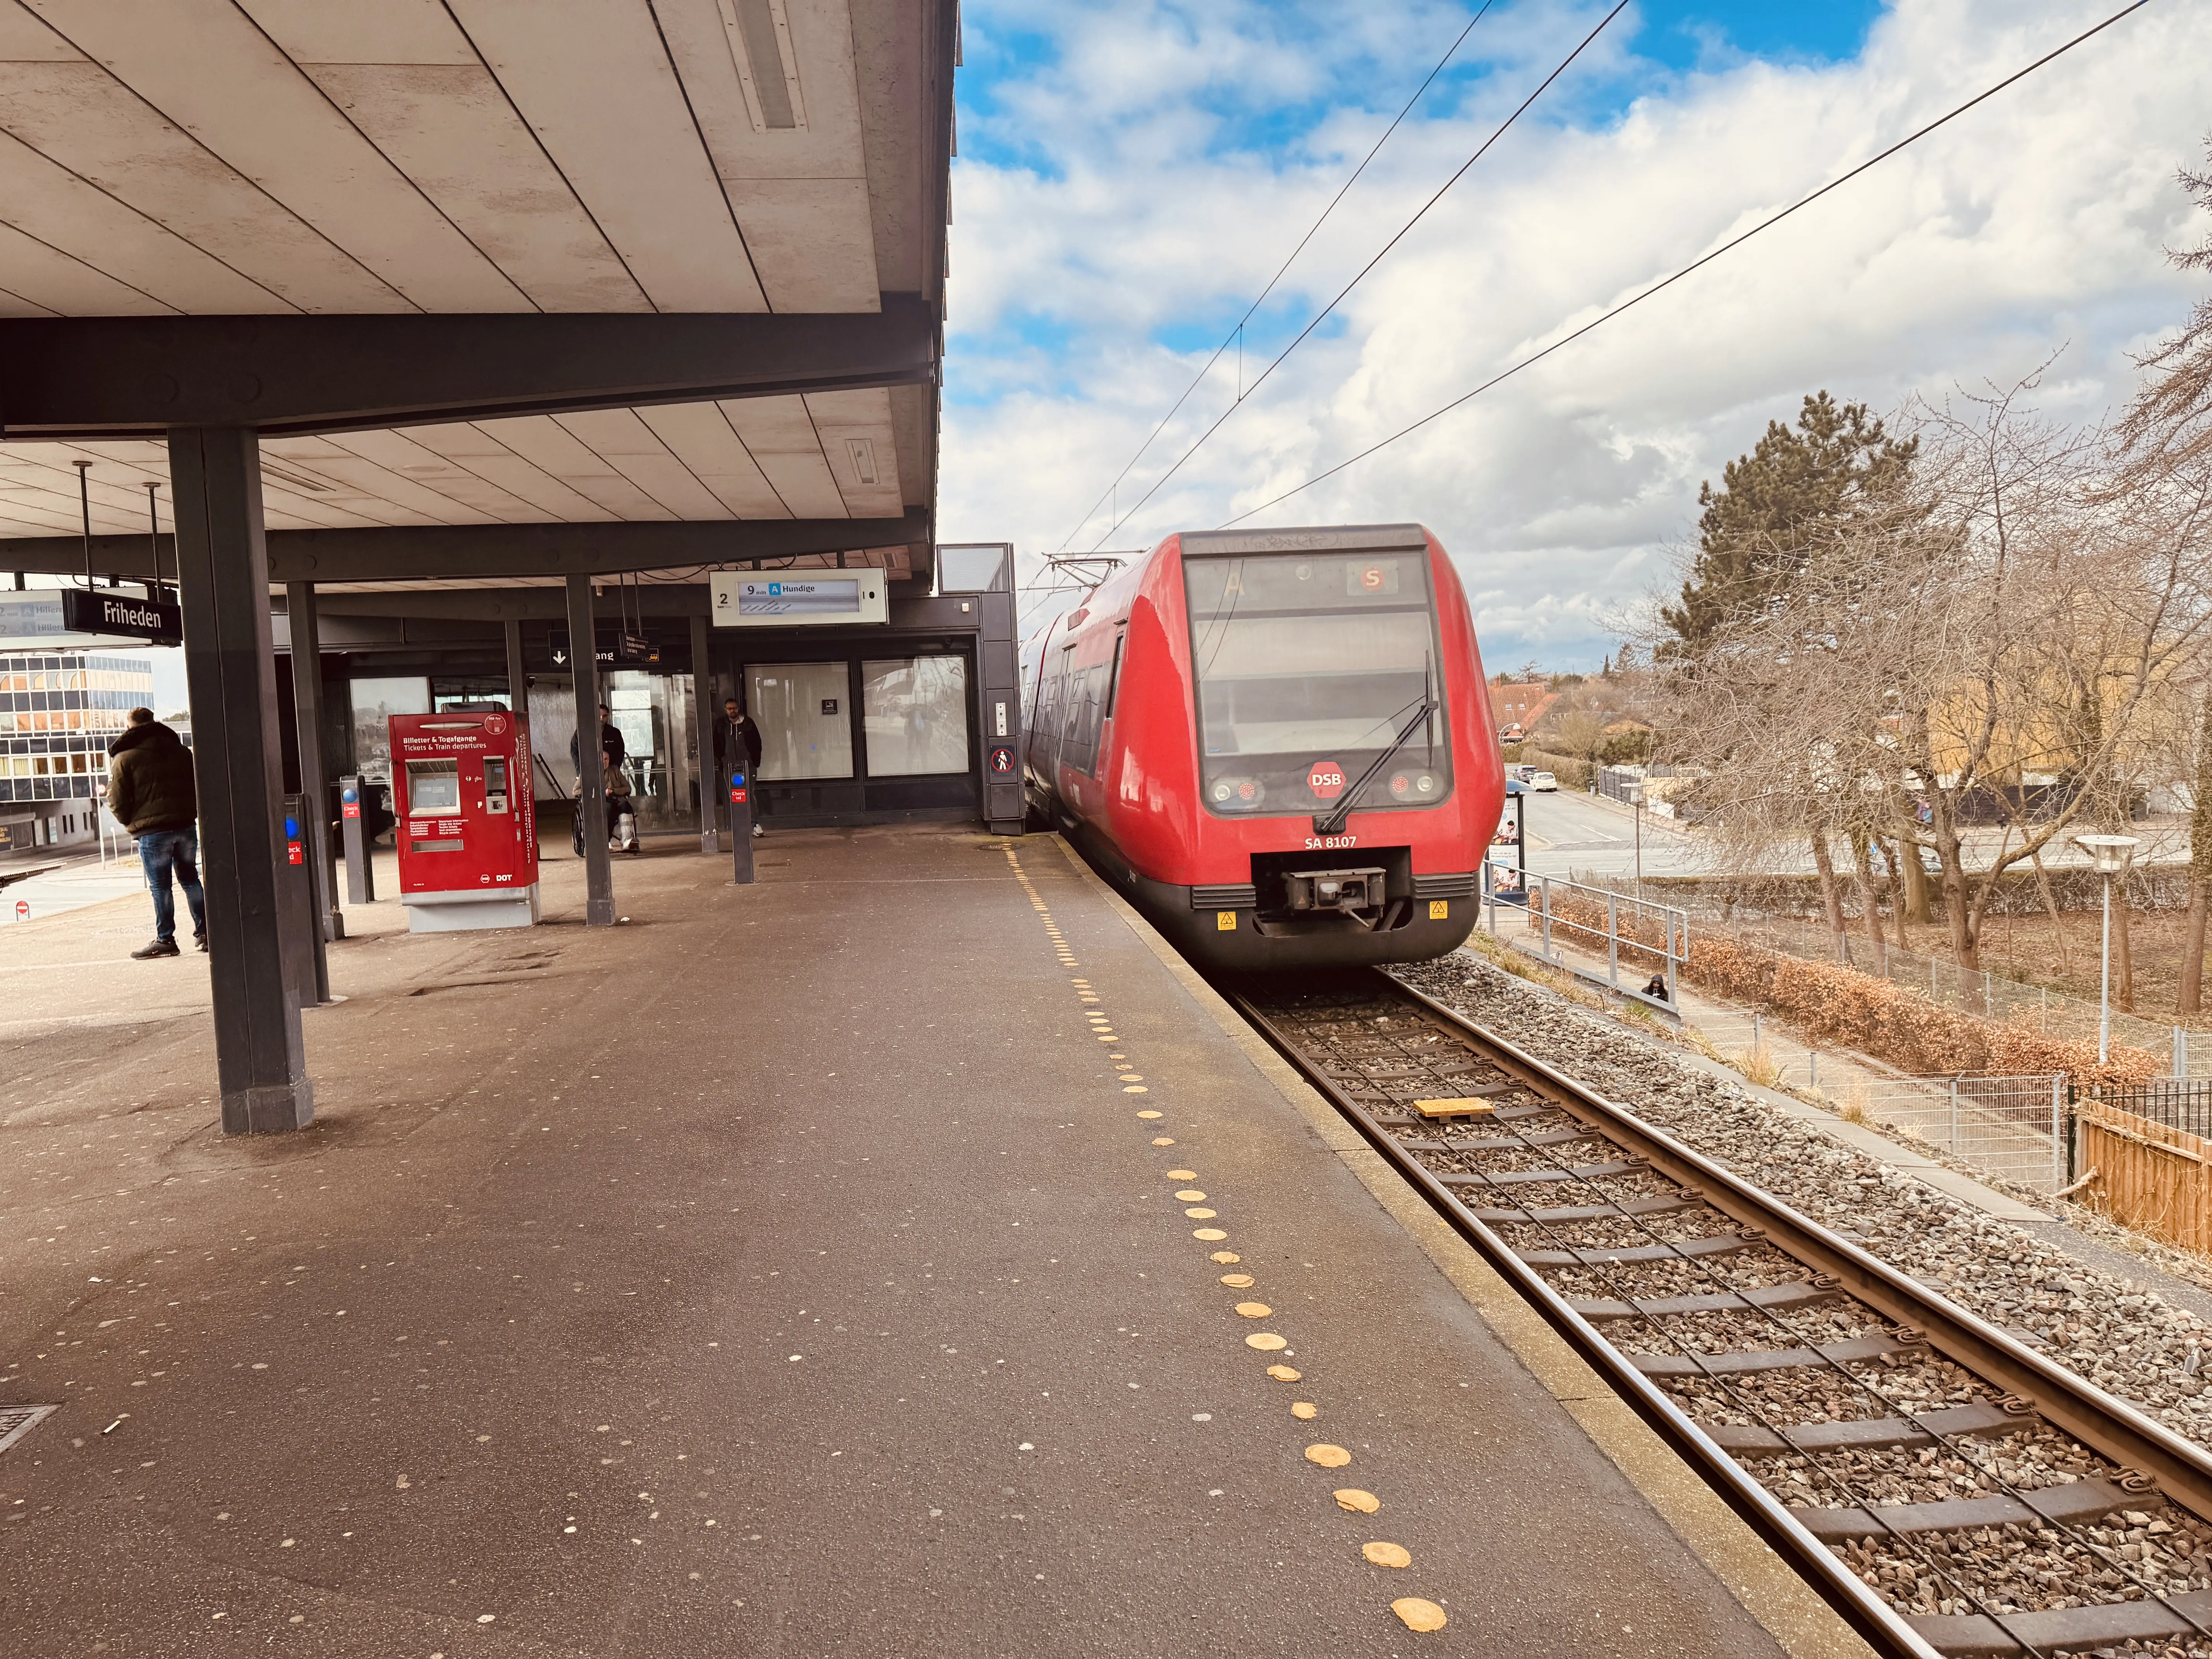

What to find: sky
left=935, top=0, right=2212, bottom=674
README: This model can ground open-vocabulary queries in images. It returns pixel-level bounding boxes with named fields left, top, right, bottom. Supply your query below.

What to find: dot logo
left=1307, top=761, right=1346, bottom=800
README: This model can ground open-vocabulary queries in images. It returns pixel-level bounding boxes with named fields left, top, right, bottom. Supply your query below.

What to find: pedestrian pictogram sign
left=988, top=745, right=1015, bottom=775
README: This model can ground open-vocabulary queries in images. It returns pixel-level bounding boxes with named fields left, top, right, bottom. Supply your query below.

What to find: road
left=1500, top=788, right=1703, bottom=880
left=1493, top=788, right=2194, bottom=884
left=0, top=843, right=149, bottom=931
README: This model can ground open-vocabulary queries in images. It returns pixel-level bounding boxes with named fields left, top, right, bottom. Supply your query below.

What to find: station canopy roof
left=0, top=0, right=951, bottom=591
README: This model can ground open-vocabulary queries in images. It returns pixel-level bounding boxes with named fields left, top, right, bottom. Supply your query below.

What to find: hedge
left=1539, top=894, right=2160, bottom=1090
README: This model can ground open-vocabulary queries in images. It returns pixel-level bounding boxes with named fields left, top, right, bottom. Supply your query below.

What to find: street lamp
left=2075, top=833, right=2140, bottom=1063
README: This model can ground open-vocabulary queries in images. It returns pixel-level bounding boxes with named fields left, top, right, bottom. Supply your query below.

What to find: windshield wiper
left=1312, top=698, right=1437, bottom=838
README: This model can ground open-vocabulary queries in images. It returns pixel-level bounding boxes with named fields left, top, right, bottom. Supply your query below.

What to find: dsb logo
left=1307, top=761, right=1346, bottom=800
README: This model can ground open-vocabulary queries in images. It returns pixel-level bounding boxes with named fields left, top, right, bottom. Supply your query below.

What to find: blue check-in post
left=280, top=793, right=328, bottom=1007
left=729, top=768, right=755, bottom=886
left=338, top=773, right=375, bottom=903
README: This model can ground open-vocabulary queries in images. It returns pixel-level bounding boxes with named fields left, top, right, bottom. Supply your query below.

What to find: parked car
left=1528, top=771, right=1558, bottom=792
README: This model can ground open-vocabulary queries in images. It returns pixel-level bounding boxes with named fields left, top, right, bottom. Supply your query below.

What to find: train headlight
left=1212, top=781, right=1233, bottom=803
left=1389, top=772, right=1411, bottom=798
left=1211, top=777, right=1263, bottom=809
left=1416, top=771, right=1438, bottom=796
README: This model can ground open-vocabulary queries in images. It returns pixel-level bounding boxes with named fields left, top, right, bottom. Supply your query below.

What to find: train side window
left=1046, top=645, right=1077, bottom=769
left=1069, top=661, right=1103, bottom=777
left=1031, top=665, right=1059, bottom=770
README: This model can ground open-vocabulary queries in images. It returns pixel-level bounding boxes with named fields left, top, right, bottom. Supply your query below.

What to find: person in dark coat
left=569, top=703, right=625, bottom=774
left=714, top=696, right=766, bottom=839
left=106, top=707, right=205, bottom=958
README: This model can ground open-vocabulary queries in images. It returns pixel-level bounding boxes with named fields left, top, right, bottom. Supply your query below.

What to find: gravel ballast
left=1395, top=951, right=2212, bottom=1447
left=1386, top=950, right=2212, bottom=1654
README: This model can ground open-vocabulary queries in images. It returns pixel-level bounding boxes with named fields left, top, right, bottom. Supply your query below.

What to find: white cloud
left=941, top=0, right=2210, bottom=666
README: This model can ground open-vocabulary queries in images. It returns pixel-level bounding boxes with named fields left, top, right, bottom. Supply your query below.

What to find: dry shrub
left=1733, top=1046, right=1783, bottom=1089
left=1536, top=893, right=2160, bottom=1089
left=1838, top=1080, right=1871, bottom=1125
left=1984, top=1023, right=2160, bottom=1089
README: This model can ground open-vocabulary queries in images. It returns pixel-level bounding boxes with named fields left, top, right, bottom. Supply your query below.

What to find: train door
left=1094, top=627, right=1126, bottom=779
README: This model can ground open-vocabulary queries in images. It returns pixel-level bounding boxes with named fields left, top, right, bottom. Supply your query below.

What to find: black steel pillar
left=169, top=426, right=313, bottom=1133
left=690, top=613, right=718, bottom=855
left=503, top=617, right=526, bottom=713
left=285, top=580, right=342, bottom=960
left=565, top=573, right=613, bottom=925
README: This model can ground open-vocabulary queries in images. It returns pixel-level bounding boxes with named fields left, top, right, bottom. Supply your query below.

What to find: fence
left=1844, top=1074, right=2069, bottom=1194
left=2094, top=1078, right=2212, bottom=1141
left=1570, top=870, right=2209, bottom=1078
left=2074, top=1099, right=2212, bottom=1255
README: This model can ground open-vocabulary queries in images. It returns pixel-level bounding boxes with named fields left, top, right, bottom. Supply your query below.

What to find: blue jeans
left=138, top=828, right=207, bottom=943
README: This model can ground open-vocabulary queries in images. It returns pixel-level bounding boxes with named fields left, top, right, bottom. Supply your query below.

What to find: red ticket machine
left=390, top=711, right=539, bottom=933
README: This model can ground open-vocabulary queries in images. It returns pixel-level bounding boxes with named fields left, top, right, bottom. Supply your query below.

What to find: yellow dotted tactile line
left=1004, top=842, right=1081, bottom=970
left=1000, top=837, right=1443, bottom=1632
left=1168, top=1168, right=1444, bottom=1633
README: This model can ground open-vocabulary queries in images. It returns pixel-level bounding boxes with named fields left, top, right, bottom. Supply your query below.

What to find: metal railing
left=1483, top=861, right=1689, bottom=1006
left=2090, top=1077, right=2212, bottom=1140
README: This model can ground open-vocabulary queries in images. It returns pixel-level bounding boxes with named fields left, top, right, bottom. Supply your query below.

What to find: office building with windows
left=0, top=650, right=156, bottom=851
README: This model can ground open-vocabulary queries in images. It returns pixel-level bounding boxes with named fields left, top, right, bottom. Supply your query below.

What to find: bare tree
left=2115, top=130, right=2212, bottom=1015
left=2116, top=136, right=2212, bottom=476
left=1541, top=705, right=1608, bottom=782
left=2185, top=688, right=2212, bottom=1013
left=1875, top=381, right=2212, bottom=979
left=1643, top=375, right=2212, bottom=988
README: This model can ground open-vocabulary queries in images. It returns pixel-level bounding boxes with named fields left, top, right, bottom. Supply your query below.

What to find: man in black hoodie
left=106, top=706, right=205, bottom=959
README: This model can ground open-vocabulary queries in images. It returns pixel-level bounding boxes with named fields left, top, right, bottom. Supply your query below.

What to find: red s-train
left=1021, top=523, right=1504, bottom=971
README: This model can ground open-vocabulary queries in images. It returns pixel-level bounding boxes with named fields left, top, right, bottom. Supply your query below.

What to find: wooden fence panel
left=2077, top=1101, right=2212, bottom=1256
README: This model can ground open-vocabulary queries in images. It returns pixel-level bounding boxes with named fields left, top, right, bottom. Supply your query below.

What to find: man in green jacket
left=106, top=706, right=205, bottom=959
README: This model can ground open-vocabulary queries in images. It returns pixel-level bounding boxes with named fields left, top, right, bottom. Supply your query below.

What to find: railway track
left=1226, top=969, right=2212, bottom=1659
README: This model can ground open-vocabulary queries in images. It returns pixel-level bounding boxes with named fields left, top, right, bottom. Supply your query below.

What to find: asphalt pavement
left=0, top=824, right=1800, bottom=1657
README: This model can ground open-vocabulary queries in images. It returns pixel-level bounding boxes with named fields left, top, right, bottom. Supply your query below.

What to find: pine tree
left=1660, top=391, right=1917, bottom=652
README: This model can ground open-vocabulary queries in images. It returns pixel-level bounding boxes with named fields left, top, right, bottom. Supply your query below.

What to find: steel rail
left=1380, top=975, right=2212, bottom=1528
left=1221, top=977, right=1942, bottom=1659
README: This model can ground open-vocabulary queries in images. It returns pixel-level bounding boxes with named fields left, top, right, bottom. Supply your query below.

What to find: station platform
left=0, top=826, right=1841, bottom=1656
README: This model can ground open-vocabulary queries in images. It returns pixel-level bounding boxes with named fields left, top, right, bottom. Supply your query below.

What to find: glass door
left=749, top=663, right=854, bottom=780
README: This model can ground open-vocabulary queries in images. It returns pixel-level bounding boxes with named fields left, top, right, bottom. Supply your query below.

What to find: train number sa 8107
left=1304, top=834, right=1358, bottom=851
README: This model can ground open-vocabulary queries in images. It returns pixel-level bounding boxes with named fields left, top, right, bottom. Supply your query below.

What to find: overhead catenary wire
left=1085, top=0, right=1632, bottom=552
left=1054, top=2, right=1502, bottom=557
left=1217, top=0, right=2155, bottom=529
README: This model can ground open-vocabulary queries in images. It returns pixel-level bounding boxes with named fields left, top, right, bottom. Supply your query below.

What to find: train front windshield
left=1185, top=548, right=1452, bottom=817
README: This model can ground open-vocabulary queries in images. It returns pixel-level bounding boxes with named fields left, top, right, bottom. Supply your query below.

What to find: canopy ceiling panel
left=0, top=0, right=950, bottom=576
left=0, top=389, right=906, bottom=535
